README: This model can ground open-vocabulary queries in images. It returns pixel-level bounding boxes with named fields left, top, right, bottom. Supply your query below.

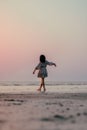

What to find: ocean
left=0, top=81, right=87, bottom=93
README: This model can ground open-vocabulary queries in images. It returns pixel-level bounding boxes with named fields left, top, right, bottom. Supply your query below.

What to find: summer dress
left=35, top=61, right=53, bottom=78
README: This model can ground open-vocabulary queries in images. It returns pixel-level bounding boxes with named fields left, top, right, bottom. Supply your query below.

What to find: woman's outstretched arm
left=46, top=61, right=56, bottom=67
left=50, top=62, right=56, bottom=67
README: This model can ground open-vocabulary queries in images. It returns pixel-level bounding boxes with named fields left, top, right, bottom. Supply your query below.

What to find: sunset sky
left=0, top=0, right=87, bottom=82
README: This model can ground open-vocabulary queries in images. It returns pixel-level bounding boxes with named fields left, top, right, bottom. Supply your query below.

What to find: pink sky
left=0, top=0, right=87, bottom=81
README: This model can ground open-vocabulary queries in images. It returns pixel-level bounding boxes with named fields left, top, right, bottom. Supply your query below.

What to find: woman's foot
left=44, top=88, right=46, bottom=92
left=37, top=88, right=41, bottom=91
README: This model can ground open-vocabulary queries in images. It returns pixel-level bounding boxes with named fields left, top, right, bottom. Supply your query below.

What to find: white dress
left=35, top=60, right=54, bottom=78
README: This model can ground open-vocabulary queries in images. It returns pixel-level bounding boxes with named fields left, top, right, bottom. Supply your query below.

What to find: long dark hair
left=40, top=55, right=46, bottom=63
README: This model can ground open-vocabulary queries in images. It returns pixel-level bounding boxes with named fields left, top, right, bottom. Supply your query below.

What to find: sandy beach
left=0, top=86, right=87, bottom=130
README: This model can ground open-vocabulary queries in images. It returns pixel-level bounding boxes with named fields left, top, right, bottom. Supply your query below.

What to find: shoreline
left=0, top=85, right=87, bottom=94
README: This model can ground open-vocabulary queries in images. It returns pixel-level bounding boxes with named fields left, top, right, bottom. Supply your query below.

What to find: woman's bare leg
left=42, top=78, right=46, bottom=92
left=37, top=78, right=43, bottom=91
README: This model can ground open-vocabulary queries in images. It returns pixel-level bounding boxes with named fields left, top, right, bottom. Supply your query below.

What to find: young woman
left=33, top=55, right=56, bottom=92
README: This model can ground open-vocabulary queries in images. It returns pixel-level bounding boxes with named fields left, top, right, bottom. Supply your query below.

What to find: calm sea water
left=0, top=81, right=87, bottom=93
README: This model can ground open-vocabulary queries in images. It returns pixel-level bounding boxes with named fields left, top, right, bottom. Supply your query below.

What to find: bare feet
left=44, top=88, right=46, bottom=92
left=37, top=88, right=41, bottom=92
left=37, top=88, right=46, bottom=92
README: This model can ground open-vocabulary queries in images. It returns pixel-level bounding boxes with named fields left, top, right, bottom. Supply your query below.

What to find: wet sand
left=0, top=92, right=87, bottom=130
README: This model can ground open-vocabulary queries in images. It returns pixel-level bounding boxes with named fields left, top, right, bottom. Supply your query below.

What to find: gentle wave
left=0, top=81, right=87, bottom=86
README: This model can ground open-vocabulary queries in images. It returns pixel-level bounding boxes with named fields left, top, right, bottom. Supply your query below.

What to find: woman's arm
left=33, top=68, right=36, bottom=74
left=50, top=62, right=56, bottom=67
left=51, top=63, right=56, bottom=67
left=33, top=63, right=40, bottom=74
left=46, top=61, right=56, bottom=67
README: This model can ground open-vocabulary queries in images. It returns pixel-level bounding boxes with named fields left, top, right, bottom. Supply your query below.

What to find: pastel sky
left=0, top=0, right=87, bottom=82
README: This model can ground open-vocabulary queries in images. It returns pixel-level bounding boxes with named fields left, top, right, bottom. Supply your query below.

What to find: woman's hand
left=54, top=63, right=56, bottom=67
left=33, top=69, right=36, bottom=74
